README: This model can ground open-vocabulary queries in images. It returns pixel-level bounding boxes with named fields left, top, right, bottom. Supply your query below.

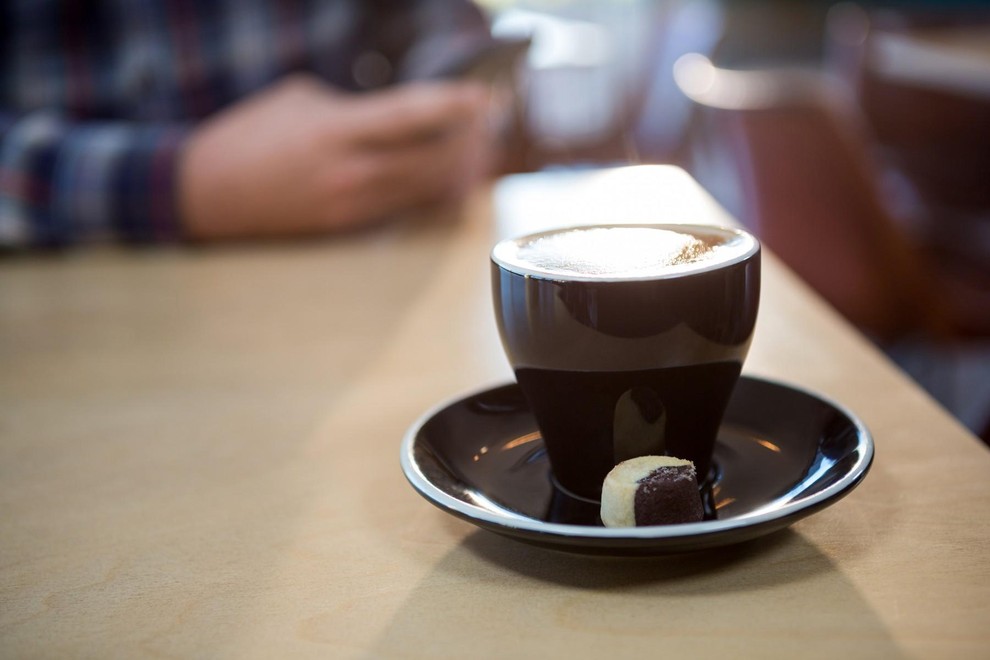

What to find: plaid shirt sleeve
left=0, top=110, right=189, bottom=249
left=0, top=0, right=492, bottom=250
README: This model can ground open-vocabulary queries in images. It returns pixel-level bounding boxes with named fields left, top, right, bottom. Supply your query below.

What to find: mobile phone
left=400, top=38, right=531, bottom=85
left=437, top=38, right=531, bottom=84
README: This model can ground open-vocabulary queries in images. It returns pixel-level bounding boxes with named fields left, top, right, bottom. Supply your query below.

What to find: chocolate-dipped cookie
left=600, top=456, right=704, bottom=527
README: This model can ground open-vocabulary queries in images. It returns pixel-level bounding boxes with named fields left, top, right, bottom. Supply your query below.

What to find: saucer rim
left=400, top=375, right=874, bottom=542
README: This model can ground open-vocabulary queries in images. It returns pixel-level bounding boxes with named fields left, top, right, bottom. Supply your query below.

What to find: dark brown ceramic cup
left=492, top=224, right=760, bottom=501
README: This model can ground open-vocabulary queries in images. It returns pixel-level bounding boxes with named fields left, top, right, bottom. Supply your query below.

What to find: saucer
left=400, top=376, right=873, bottom=556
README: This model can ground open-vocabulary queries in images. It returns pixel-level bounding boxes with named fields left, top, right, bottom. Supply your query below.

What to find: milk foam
left=493, top=225, right=756, bottom=280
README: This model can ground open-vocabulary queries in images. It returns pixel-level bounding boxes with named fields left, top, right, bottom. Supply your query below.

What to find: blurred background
left=474, top=0, right=990, bottom=443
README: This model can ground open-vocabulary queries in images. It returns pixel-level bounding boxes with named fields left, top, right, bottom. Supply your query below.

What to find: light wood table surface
left=2, top=166, right=988, bottom=658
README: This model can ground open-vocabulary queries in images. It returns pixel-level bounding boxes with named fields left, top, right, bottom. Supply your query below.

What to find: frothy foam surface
left=494, top=226, right=756, bottom=280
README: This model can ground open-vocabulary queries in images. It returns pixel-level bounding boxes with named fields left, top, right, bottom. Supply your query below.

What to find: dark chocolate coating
left=634, top=465, right=704, bottom=525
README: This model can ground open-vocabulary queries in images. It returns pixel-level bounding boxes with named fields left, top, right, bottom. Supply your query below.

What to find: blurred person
left=0, top=0, right=499, bottom=248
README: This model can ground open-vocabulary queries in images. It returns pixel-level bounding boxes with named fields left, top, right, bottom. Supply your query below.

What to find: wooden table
left=2, top=166, right=988, bottom=658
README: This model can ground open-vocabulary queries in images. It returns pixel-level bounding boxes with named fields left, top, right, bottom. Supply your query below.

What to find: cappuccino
left=493, top=224, right=757, bottom=281
left=492, top=223, right=761, bottom=500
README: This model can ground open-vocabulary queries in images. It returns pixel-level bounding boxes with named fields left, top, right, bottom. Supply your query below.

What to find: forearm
left=0, top=110, right=189, bottom=249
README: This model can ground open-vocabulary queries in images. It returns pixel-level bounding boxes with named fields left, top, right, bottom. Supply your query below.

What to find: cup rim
left=491, top=223, right=760, bottom=283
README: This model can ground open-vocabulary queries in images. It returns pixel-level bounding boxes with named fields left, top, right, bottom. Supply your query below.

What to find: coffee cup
left=492, top=223, right=760, bottom=501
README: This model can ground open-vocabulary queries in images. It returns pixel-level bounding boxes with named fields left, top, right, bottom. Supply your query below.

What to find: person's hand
left=178, top=74, right=494, bottom=240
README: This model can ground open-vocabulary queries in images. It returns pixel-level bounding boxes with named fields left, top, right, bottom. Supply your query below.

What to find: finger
left=332, top=128, right=482, bottom=224
left=343, top=82, right=489, bottom=146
